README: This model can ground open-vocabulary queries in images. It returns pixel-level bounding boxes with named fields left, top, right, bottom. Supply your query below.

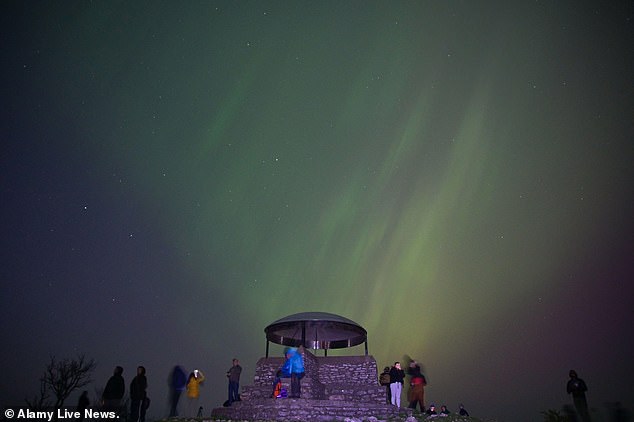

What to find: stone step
left=252, top=374, right=319, bottom=386
left=241, top=377, right=325, bottom=400
left=211, top=398, right=403, bottom=421
left=323, top=384, right=387, bottom=402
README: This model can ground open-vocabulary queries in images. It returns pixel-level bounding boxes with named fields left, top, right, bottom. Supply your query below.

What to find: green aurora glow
left=1, top=2, right=632, bottom=421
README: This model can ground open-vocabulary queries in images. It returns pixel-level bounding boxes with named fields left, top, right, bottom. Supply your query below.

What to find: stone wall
left=210, top=398, right=403, bottom=421
left=253, top=357, right=284, bottom=386
left=247, top=349, right=327, bottom=400
left=317, top=355, right=379, bottom=385
left=212, top=348, right=397, bottom=421
left=252, top=350, right=381, bottom=388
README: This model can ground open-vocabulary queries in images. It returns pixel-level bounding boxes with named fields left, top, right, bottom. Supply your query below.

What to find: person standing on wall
left=389, top=362, right=405, bottom=408
left=282, top=347, right=305, bottom=398
left=227, top=358, right=242, bottom=405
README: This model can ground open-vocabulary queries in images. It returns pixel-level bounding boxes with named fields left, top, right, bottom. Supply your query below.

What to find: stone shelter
left=211, top=312, right=402, bottom=421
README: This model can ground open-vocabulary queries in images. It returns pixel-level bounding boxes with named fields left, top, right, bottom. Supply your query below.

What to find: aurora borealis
left=1, top=2, right=633, bottom=421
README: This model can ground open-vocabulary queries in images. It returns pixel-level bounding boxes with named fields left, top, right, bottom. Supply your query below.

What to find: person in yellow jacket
left=186, top=369, right=205, bottom=417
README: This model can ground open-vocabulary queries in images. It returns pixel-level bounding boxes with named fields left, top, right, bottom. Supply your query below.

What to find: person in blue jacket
left=169, top=365, right=187, bottom=417
left=281, top=347, right=305, bottom=398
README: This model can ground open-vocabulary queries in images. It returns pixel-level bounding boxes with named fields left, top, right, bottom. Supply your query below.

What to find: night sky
left=1, top=2, right=633, bottom=421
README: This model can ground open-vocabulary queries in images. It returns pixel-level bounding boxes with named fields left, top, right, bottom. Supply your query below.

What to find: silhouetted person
left=169, top=365, right=187, bottom=417
left=76, top=391, right=89, bottom=421
left=379, top=366, right=391, bottom=404
left=440, top=404, right=450, bottom=415
left=458, top=403, right=470, bottom=416
left=407, top=360, right=426, bottom=411
left=567, top=370, right=590, bottom=422
left=425, top=403, right=437, bottom=416
left=130, top=366, right=148, bottom=422
left=226, top=358, right=242, bottom=404
left=101, top=366, right=124, bottom=413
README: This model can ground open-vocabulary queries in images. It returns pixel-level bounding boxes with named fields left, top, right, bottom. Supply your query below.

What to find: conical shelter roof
left=264, top=312, right=367, bottom=354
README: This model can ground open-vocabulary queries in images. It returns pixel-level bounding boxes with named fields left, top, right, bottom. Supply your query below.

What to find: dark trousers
left=130, top=399, right=146, bottom=422
left=408, top=384, right=425, bottom=411
left=169, top=390, right=182, bottom=417
left=290, top=372, right=304, bottom=398
left=228, top=381, right=240, bottom=403
left=574, top=396, right=590, bottom=422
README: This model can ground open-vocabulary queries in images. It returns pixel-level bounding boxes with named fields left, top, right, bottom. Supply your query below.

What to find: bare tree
left=25, top=378, right=51, bottom=410
left=41, top=355, right=96, bottom=410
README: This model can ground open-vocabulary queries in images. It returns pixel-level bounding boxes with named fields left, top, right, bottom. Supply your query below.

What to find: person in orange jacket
left=186, top=369, right=205, bottom=416
left=272, top=369, right=283, bottom=398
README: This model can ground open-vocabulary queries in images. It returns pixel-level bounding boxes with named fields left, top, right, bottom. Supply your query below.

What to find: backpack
left=379, top=373, right=391, bottom=385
